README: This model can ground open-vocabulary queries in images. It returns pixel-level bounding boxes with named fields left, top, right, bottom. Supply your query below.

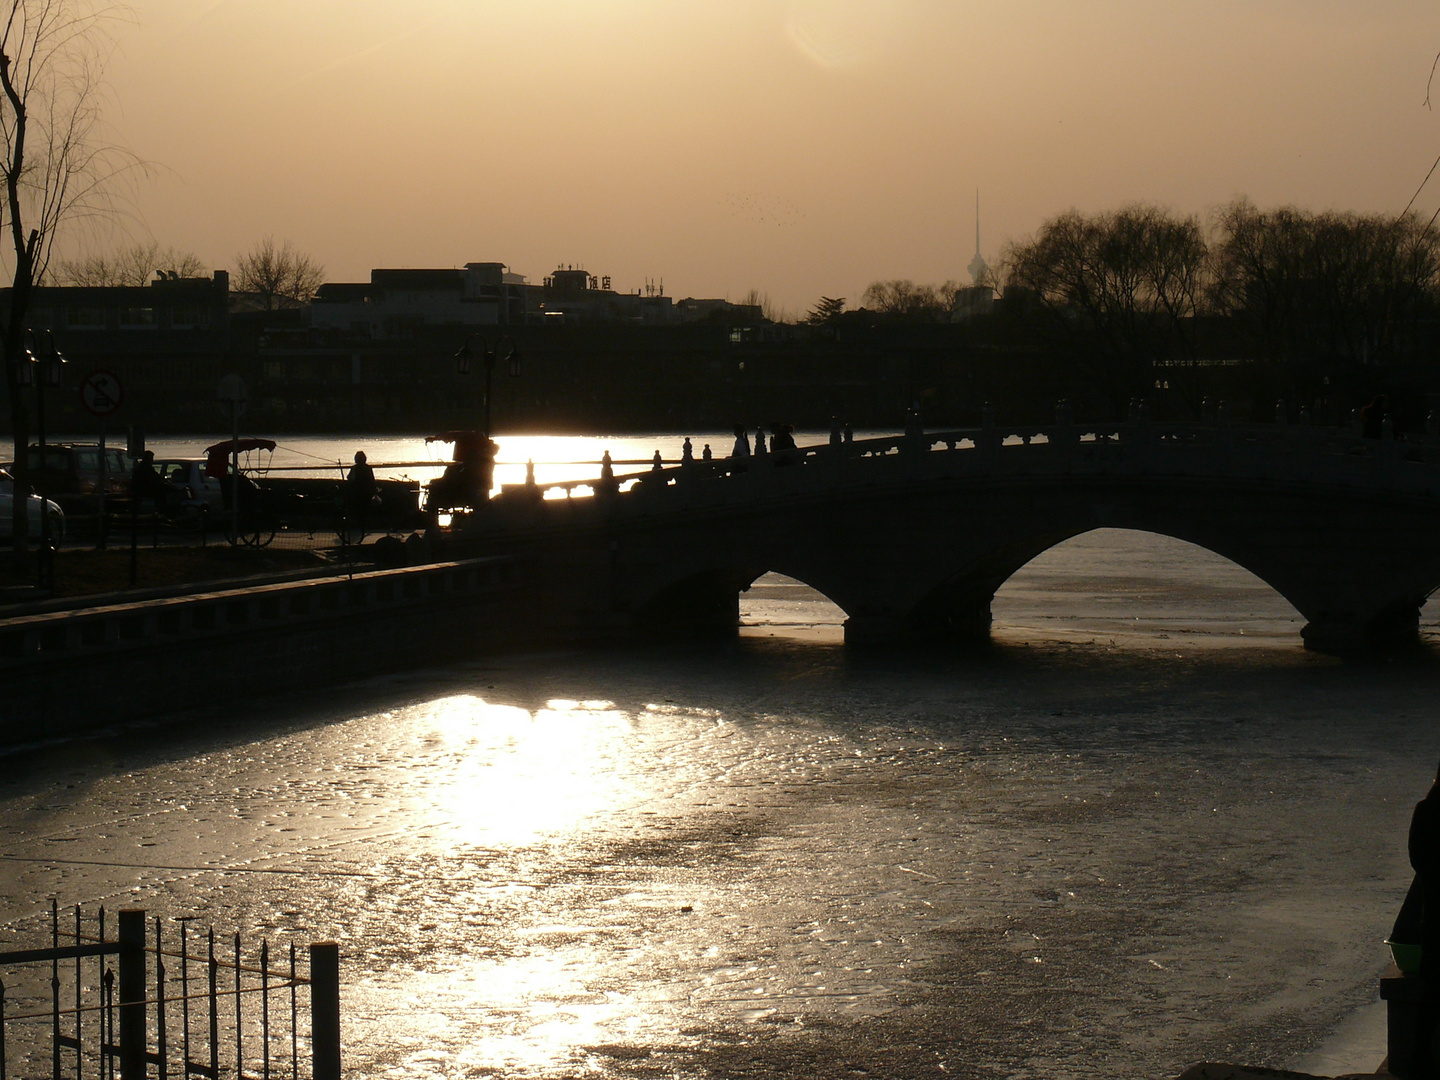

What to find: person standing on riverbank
left=346, top=450, right=377, bottom=539
left=1411, top=761, right=1440, bottom=1077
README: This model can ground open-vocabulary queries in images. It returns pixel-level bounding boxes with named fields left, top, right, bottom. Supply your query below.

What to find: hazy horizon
left=73, top=1, right=1440, bottom=316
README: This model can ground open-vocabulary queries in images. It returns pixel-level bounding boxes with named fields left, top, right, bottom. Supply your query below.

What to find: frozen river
left=2, top=518, right=1437, bottom=1077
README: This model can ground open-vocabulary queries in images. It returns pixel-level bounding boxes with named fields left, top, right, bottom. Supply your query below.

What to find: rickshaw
left=203, top=438, right=280, bottom=546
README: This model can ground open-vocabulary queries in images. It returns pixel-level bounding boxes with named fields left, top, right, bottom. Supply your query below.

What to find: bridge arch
left=985, top=527, right=1302, bottom=640
left=629, top=562, right=859, bottom=638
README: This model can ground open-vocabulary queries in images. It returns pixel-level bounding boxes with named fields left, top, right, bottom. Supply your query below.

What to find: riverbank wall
left=0, top=557, right=524, bottom=744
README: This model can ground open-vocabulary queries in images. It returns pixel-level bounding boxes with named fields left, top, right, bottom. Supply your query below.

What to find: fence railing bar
left=75, top=904, right=83, bottom=1080
left=180, top=920, right=191, bottom=1080
left=102, top=965, right=114, bottom=1080
left=50, top=899, right=61, bottom=1080
left=0, top=979, right=305, bottom=1024
left=155, top=916, right=168, bottom=1080
left=262, top=939, right=270, bottom=1080
left=0, top=943, right=118, bottom=965
left=289, top=942, right=297, bottom=1080
left=207, top=929, right=218, bottom=1080
left=101, top=906, right=110, bottom=1080
left=233, top=932, right=241, bottom=1080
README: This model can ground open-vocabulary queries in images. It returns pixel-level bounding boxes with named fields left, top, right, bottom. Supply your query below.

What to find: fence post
left=309, top=942, right=340, bottom=1080
left=118, top=908, right=147, bottom=1080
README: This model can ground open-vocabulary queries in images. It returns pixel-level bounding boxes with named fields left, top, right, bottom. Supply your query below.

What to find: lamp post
left=16, top=329, right=67, bottom=584
left=454, top=333, right=520, bottom=439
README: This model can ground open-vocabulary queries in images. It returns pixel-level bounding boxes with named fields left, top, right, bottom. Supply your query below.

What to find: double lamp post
left=13, top=328, right=67, bottom=575
left=454, top=333, right=519, bottom=438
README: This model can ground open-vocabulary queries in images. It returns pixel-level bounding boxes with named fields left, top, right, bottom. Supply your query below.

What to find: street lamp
left=17, top=329, right=66, bottom=583
left=454, top=333, right=520, bottom=438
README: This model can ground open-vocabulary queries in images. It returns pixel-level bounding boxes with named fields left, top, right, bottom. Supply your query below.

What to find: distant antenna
left=968, top=187, right=989, bottom=286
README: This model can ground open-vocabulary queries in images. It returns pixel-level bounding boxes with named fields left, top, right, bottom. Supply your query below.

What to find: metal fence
left=0, top=902, right=339, bottom=1080
left=106, top=503, right=392, bottom=555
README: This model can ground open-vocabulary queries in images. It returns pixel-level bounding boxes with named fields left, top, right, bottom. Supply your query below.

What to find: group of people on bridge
left=728, top=423, right=804, bottom=468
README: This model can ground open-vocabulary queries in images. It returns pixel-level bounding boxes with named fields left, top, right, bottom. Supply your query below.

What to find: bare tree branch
left=232, top=236, right=324, bottom=310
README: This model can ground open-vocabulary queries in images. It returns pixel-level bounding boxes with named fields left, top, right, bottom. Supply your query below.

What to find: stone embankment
left=0, top=556, right=522, bottom=743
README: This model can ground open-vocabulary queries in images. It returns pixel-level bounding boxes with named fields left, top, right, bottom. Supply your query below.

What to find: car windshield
left=27, top=449, right=71, bottom=471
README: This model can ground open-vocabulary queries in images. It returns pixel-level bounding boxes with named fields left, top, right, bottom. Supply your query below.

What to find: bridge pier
left=1300, top=600, right=1423, bottom=655
left=631, top=569, right=742, bottom=640
left=842, top=599, right=994, bottom=647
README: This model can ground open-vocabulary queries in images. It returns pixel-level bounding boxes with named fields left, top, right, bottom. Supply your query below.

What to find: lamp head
left=13, top=332, right=36, bottom=386
left=40, top=331, right=65, bottom=387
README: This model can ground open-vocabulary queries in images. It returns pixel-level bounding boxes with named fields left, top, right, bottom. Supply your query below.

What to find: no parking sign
left=80, top=370, right=123, bottom=416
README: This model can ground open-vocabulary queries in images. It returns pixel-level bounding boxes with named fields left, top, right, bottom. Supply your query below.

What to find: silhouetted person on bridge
left=598, top=450, right=617, bottom=495
left=754, top=427, right=768, bottom=459
left=1362, top=395, right=1388, bottom=440
left=1410, top=760, right=1440, bottom=1077
left=730, top=424, right=750, bottom=470
left=772, top=423, right=798, bottom=466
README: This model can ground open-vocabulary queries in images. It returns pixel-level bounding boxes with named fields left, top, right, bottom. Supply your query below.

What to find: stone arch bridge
left=461, top=421, right=1440, bottom=654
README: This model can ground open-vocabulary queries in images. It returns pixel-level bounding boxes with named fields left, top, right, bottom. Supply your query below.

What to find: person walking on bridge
left=730, top=424, right=751, bottom=473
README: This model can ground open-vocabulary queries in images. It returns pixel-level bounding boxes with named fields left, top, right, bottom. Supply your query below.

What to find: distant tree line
left=815, top=199, right=1440, bottom=421
left=1001, top=199, right=1440, bottom=417
left=51, top=236, right=324, bottom=308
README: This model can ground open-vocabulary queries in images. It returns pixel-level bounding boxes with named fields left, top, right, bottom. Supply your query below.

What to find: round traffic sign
left=217, top=373, right=248, bottom=420
left=81, top=370, right=123, bottom=416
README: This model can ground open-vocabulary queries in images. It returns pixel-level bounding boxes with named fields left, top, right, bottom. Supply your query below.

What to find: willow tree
left=1004, top=204, right=1207, bottom=416
left=0, top=0, right=135, bottom=567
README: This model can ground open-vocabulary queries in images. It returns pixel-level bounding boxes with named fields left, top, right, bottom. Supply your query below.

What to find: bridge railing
left=487, top=418, right=1440, bottom=515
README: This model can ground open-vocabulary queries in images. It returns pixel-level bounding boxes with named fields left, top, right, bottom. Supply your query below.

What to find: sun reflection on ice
left=412, top=694, right=636, bottom=848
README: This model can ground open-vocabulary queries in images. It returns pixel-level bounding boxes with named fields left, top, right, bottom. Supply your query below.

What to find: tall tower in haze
left=967, top=189, right=989, bottom=286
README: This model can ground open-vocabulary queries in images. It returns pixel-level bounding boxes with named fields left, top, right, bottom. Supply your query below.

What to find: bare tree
left=862, top=279, right=954, bottom=321
left=54, top=241, right=205, bottom=286
left=0, top=0, right=140, bottom=568
left=233, top=237, right=323, bottom=310
left=737, top=287, right=782, bottom=323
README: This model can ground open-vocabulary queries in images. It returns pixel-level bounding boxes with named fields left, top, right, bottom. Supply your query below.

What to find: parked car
left=0, top=468, right=65, bottom=541
left=151, top=458, right=226, bottom=513
left=25, top=443, right=132, bottom=515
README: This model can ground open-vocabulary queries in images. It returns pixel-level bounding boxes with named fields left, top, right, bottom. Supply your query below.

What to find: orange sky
left=85, top=0, right=1440, bottom=317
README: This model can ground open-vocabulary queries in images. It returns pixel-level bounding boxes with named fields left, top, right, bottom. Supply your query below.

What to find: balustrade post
left=117, top=909, right=146, bottom=1080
